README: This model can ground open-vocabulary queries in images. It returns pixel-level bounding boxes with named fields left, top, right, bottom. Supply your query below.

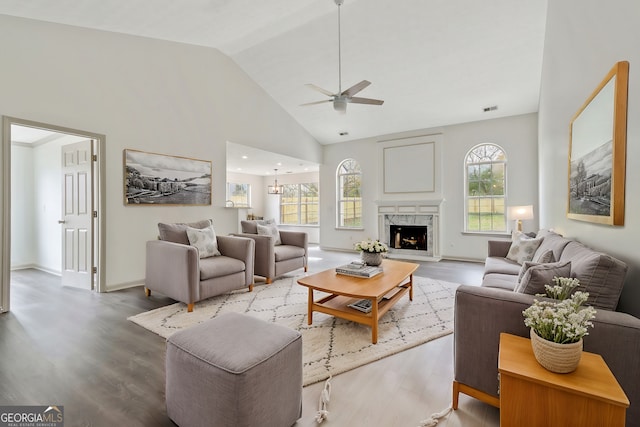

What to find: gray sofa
left=453, top=230, right=640, bottom=426
left=145, top=220, right=255, bottom=312
left=232, top=220, right=308, bottom=284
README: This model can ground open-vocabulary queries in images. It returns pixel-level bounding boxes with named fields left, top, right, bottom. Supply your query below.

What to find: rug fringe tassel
left=418, top=404, right=452, bottom=427
left=315, top=375, right=332, bottom=424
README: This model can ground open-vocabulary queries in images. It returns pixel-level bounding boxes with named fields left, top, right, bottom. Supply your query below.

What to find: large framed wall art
left=124, top=149, right=212, bottom=205
left=567, top=61, right=629, bottom=225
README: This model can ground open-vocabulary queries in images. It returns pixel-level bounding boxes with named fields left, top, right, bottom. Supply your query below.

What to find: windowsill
left=335, top=227, right=365, bottom=231
left=461, top=231, right=510, bottom=238
left=279, top=224, right=319, bottom=228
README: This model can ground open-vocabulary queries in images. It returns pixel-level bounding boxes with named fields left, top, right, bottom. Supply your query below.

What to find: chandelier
left=267, top=169, right=283, bottom=195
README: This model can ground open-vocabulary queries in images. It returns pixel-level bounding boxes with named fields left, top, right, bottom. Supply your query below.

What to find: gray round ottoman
left=165, top=312, right=302, bottom=427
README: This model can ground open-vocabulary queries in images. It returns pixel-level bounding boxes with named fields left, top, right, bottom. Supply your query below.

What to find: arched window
left=465, top=144, right=507, bottom=232
left=336, top=159, right=362, bottom=228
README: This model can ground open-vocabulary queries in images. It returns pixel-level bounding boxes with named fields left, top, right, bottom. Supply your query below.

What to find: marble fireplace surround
left=376, top=200, right=442, bottom=261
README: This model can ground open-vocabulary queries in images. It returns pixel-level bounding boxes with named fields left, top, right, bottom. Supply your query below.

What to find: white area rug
left=128, top=274, right=458, bottom=386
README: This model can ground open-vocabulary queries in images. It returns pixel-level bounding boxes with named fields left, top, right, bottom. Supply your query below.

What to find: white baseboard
left=107, top=280, right=144, bottom=292
left=11, top=264, right=62, bottom=276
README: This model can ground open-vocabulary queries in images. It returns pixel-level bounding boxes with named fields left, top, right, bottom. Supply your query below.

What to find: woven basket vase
left=361, top=251, right=383, bottom=266
left=530, top=328, right=583, bottom=373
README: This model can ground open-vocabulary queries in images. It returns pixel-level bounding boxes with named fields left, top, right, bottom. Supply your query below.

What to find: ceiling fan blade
left=350, top=97, right=384, bottom=105
left=300, top=99, right=333, bottom=106
left=305, top=83, right=335, bottom=97
left=342, top=80, right=371, bottom=97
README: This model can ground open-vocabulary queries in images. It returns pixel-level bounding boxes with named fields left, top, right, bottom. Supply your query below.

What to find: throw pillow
left=506, top=231, right=543, bottom=265
left=158, top=219, right=212, bottom=245
left=518, top=261, right=540, bottom=283
left=257, top=223, right=282, bottom=245
left=515, top=261, right=572, bottom=295
left=186, top=225, right=221, bottom=258
left=532, top=249, right=555, bottom=264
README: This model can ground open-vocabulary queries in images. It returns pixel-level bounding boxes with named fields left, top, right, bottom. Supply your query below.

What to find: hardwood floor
left=0, top=247, right=498, bottom=427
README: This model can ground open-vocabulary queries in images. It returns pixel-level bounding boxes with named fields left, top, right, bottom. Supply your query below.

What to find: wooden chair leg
left=304, top=266, right=308, bottom=272
left=266, top=278, right=273, bottom=284
left=452, top=381, right=460, bottom=410
left=187, top=303, right=194, bottom=313
left=248, top=284, right=254, bottom=292
left=144, top=287, right=151, bottom=297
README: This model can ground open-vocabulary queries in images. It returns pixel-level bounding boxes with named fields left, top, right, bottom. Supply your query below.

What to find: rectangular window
left=226, top=183, right=251, bottom=208
left=280, top=183, right=319, bottom=225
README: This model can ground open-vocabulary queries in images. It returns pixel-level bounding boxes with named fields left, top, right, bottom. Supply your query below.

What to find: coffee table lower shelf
left=308, top=283, right=411, bottom=344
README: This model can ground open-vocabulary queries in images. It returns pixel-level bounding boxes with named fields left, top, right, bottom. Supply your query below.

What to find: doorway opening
left=1, top=117, right=106, bottom=313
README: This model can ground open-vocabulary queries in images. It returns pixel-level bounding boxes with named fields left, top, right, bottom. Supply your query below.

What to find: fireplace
left=376, top=200, right=442, bottom=261
left=390, top=225, right=427, bottom=251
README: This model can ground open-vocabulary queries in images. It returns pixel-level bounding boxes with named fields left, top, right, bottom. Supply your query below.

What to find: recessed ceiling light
left=241, top=155, right=248, bottom=159
left=277, top=162, right=282, bottom=166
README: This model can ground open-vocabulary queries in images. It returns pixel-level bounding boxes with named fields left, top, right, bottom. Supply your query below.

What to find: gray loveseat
left=453, top=230, right=640, bottom=426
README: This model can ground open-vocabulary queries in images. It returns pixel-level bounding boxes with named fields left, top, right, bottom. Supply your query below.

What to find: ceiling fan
left=301, top=0, right=384, bottom=114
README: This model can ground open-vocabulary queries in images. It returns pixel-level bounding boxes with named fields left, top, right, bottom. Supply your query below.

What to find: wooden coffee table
left=297, top=259, right=419, bottom=344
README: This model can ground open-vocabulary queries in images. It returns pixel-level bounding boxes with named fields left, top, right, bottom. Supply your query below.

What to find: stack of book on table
left=335, top=261, right=383, bottom=278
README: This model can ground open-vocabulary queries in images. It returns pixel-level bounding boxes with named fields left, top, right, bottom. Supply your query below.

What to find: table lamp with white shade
left=508, top=205, right=534, bottom=232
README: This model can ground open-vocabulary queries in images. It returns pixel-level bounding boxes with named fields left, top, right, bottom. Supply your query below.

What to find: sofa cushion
left=199, top=256, right=245, bottom=281
left=559, top=241, right=628, bottom=310
left=186, top=225, right=221, bottom=258
left=159, top=219, right=212, bottom=245
left=506, top=231, right=543, bottom=265
left=257, top=223, right=282, bottom=245
left=484, top=257, right=521, bottom=276
left=532, top=231, right=571, bottom=264
left=515, top=261, right=572, bottom=295
left=481, top=273, right=519, bottom=290
left=274, top=245, right=306, bottom=262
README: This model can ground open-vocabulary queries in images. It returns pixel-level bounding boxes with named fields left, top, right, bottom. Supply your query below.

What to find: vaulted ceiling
left=0, top=0, right=547, bottom=145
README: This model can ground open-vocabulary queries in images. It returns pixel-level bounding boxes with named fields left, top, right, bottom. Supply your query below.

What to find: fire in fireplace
left=389, top=225, right=428, bottom=251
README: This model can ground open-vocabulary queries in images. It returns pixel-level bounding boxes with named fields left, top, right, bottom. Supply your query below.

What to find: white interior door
left=61, top=140, right=94, bottom=290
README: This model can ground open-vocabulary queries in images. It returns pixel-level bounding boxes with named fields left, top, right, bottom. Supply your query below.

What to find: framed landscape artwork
left=124, top=149, right=212, bottom=205
left=567, top=61, right=629, bottom=225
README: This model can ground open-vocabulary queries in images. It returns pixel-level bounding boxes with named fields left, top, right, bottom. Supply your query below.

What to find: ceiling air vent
left=483, top=105, right=498, bottom=112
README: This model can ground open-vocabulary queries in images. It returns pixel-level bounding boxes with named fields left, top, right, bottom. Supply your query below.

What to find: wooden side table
left=498, top=333, right=629, bottom=427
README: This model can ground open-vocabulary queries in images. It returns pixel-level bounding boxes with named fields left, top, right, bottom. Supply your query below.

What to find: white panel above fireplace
left=378, top=134, right=443, bottom=200
left=383, top=142, right=434, bottom=193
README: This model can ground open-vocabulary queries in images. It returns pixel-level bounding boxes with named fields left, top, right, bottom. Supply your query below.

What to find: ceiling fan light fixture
left=301, top=0, right=384, bottom=113
left=333, top=97, right=347, bottom=113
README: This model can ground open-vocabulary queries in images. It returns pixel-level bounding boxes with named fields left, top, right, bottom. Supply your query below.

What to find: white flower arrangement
left=354, top=239, right=388, bottom=253
left=523, top=277, right=596, bottom=344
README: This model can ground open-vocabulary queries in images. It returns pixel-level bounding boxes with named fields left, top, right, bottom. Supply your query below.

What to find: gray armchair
left=145, top=220, right=254, bottom=312
left=232, top=220, right=307, bottom=284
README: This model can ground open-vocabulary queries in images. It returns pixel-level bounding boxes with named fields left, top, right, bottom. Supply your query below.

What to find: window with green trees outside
left=337, top=159, right=362, bottom=228
left=465, top=144, right=507, bottom=232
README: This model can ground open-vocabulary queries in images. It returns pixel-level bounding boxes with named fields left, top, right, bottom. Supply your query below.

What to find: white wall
left=320, top=113, right=539, bottom=262
left=538, top=0, right=640, bottom=316
left=0, top=15, right=322, bottom=290
left=10, top=144, right=35, bottom=267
